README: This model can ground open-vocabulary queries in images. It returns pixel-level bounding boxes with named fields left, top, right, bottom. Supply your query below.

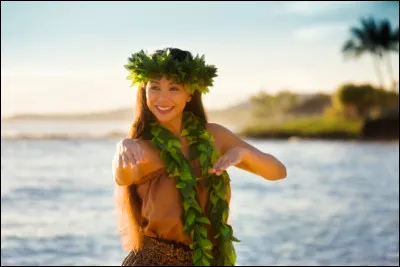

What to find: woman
left=113, top=48, right=287, bottom=266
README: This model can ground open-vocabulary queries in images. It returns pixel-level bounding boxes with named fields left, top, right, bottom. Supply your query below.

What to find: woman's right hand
left=114, top=138, right=147, bottom=169
left=113, top=138, right=147, bottom=185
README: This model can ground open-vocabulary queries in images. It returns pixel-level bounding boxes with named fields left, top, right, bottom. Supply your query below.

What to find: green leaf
left=186, top=210, right=195, bottom=226
left=211, top=152, right=218, bottom=164
left=181, top=129, right=190, bottom=136
left=203, top=249, right=213, bottom=259
left=193, top=248, right=202, bottom=262
left=221, top=225, right=229, bottom=237
left=190, top=190, right=196, bottom=199
left=199, top=153, right=207, bottom=166
left=151, top=127, right=161, bottom=137
left=200, top=257, right=211, bottom=266
left=200, top=239, right=212, bottom=250
left=210, top=194, right=218, bottom=205
left=172, top=167, right=180, bottom=177
left=167, top=163, right=174, bottom=173
left=181, top=171, right=192, bottom=181
left=192, top=203, right=202, bottom=213
left=217, top=187, right=226, bottom=200
left=196, top=216, right=211, bottom=225
left=222, top=209, right=229, bottom=222
left=198, top=144, right=207, bottom=152
left=188, top=139, right=197, bottom=146
left=171, top=139, right=181, bottom=148
left=167, top=140, right=172, bottom=150
left=183, top=202, right=190, bottom=212
left=170, top=150, right=179, bottom=161
left=198, top=226, right=208, bottom=238
left=228, top=250, right=236, bottom=264
left=176, top=182, right=186, bottom=189
left=190, top=229, right=195, bottom=240
left=231, top=235, right=241, bottom=242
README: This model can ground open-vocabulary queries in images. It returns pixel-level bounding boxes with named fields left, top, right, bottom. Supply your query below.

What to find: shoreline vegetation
left=238, top=116, right=364, bottom=140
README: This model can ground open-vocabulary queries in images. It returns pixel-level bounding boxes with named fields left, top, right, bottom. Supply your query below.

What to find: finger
left=218, top=156, right=241, bottom=171
left=139, top=147, right=148, bottom=163
left=121, top=154, right=127, bottom=168
left=129, top=143, right=142, bottom=163
left=136, top=144, right=145, bottom=163
left=124, top=151, right=137, bottom=168
left=209, top=157, right=221, bottom=173
left=216, top=160, right=233, bottom=175
left=210, top=157, right=225, bottom=174
left=117, top=155, right=123, bottom=168
left=215, top=159, right=231, bottom=175
left=121, top=154, right=132, bottom=168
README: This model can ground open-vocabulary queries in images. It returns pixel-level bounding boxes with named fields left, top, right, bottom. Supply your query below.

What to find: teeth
left=157, top=106, right=173, bottom=111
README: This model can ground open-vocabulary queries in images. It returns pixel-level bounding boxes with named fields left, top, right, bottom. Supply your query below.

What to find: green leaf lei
left=124, top=49, right=218, bottom=95
left=150, top=111, right=239, bottom=266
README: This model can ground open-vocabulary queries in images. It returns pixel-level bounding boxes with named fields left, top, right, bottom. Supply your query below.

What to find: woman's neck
left=158, top=114, right=183, bottom=137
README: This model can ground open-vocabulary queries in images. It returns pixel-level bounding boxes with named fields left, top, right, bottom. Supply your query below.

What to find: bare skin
left=112, top=76, right=287, bottom=186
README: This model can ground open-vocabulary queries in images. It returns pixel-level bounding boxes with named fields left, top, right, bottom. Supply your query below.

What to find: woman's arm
left=207, top=123, right=287, bottom=181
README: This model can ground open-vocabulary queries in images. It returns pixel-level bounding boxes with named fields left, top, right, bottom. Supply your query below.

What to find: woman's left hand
left=209, top=147, right=247, bottom=176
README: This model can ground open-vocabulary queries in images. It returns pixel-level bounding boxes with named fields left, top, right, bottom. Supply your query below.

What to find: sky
left=1, top=1, right=399, bottom=117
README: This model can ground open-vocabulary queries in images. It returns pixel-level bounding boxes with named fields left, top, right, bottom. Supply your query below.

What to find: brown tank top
left=131, top=158, right=230, bottom=246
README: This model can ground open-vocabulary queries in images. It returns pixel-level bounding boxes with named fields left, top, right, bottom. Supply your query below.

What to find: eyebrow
left=149, top=80, right=179, bottom=85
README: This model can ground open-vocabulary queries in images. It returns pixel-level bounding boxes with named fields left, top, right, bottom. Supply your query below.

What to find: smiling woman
left=112, top=47, right=287, bottom=266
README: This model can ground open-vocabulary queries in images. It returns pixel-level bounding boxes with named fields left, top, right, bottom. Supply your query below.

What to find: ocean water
left=1, top=121, right=399, bottom=266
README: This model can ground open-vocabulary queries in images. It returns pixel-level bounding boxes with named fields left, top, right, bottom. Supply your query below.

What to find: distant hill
left=3, top=107, right=135, bottom=121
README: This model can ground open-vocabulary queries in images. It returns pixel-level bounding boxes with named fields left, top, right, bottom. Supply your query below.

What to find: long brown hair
left=115, top=47, right=209, bottom=252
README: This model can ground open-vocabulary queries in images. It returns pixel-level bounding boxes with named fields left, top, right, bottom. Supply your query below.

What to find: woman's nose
left=156, top=89, right=171, bottom=100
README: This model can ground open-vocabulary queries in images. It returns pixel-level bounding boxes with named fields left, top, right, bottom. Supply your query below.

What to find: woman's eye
left=170, top=87, right=180, bottom=91
left=150, top=86, right=160, bottom=90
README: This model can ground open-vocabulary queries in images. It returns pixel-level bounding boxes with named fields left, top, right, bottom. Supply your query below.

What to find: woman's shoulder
left=206, top=122, right=230, bottom=133
left=205, top=122, right=236, bottom=141
left=205, top=122, right=244, bottom=154
left=205, top=123, right=235, bottom=152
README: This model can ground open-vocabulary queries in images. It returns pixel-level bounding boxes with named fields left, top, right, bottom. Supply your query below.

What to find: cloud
left=283, top=1, right=359, bottom=16
left=292, top=23, right=349, bottom=42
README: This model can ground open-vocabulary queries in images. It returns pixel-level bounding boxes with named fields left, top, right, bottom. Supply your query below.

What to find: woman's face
left=146, top=76, right=191, bottom=123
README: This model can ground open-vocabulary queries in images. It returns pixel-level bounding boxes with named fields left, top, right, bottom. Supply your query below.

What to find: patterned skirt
left=121, top=237, right=193, bottom=266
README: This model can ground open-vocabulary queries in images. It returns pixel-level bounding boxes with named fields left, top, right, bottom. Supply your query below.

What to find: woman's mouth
left=155, top=105, right=174, bottom=114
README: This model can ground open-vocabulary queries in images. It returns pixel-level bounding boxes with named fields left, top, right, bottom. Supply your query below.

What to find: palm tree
left=342, top=17, right=399, bottom=91
left=379, top=19, right=399, bottom=91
